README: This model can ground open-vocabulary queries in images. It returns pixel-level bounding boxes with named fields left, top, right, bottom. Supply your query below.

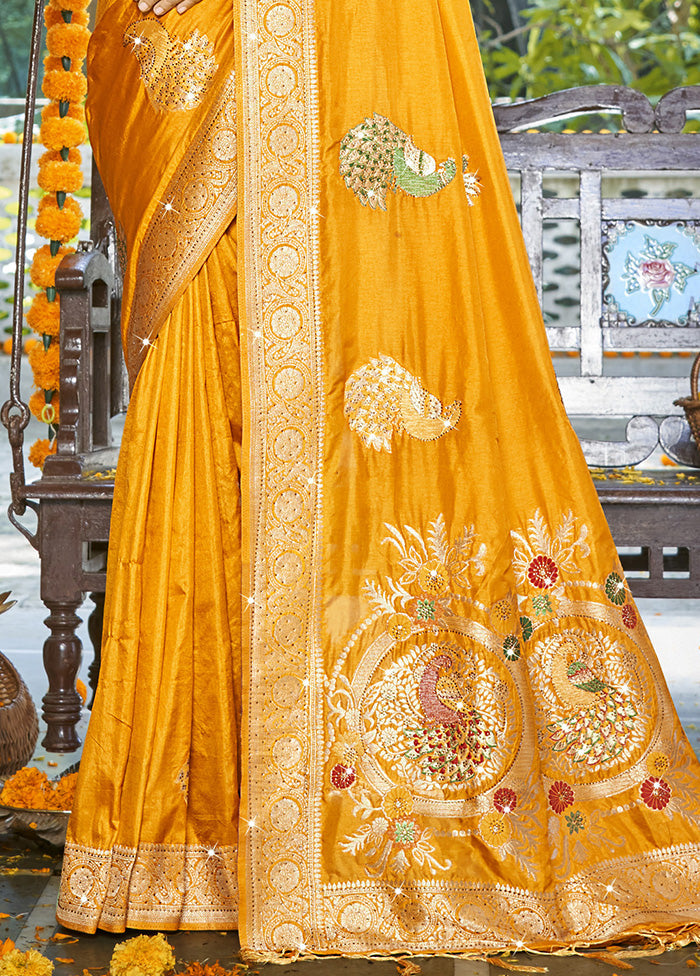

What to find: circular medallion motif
left=270, top=796, right=301, bottom=831
left=273, top=614, right=304, bottom=647
left=268, top=123, right=301, bottom=157
left=354, top=637, right=521, bottom=804
left=268, top=184, right=300, bottom=217
left=272, top=735, right=304, bottom=770
left=269, top=858, right=301, bottom=893
left=210, top=129, right=237, bottom=162
left=273, top=488, right=304, bottom=523
left=182, top=179, right=209, bottom=213
left=272, top=673, right=304, bottom=708
left=338, top=900, right=373, bottom=934
left=264, top=4, right=296, bottom=37
left=273, top=365, right=305, bottom=399
left=273, top=427, right=305, bottom=461
left=273, top=550, right=304, bottom=585
left=270, top=305, right=302, bottom=339
left=269, top=244, right=301, bottom=278
left=272, top=922, right=305, bottom=951
left=266, top=64, right=297, bottom=98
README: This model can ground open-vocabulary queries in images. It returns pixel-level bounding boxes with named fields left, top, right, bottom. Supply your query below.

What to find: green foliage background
left=0, top=0, right=34, bottom=99
left=475, top=0, right=700, bottom=100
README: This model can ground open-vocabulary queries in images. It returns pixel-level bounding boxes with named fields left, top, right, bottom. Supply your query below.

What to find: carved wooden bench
left=3, top=84, right=700, bottom=752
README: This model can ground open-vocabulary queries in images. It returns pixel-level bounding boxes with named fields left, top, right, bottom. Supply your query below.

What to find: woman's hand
left=134, top=0, right=204, bottom=16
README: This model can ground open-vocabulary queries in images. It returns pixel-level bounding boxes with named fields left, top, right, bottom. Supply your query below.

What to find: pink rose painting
left=623, top=233, right=696, bottom=317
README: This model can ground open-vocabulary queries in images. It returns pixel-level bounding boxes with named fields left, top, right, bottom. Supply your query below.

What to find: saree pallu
left=58, top=0, right=700, bottom=958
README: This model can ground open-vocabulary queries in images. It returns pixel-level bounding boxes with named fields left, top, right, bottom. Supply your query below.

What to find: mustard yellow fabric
left=58, top=0, right=700, bottom=957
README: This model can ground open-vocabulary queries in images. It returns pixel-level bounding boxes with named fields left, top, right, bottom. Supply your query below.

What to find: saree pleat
left=58, top=224, right=241, bottom=933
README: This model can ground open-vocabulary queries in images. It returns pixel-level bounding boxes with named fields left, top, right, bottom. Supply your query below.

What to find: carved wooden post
left=87, top=590, right=104, bottom=708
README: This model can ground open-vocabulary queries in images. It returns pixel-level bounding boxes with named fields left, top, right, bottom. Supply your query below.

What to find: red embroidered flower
left=493, top=787, right=518, bottom=814
left=330, top=763, right=356, bottom=790
left=527, top=556, right=559, bottom=589
left=621, top=604, right=638, bottom=629
left=548, top=780, right=574, bottom=813
left=640, top=777, right=671, bottom=810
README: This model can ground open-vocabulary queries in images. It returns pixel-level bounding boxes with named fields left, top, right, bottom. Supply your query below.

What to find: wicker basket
left=0, top=592, right=39, bottom=778
left=675, top=352, right=700, bottom=450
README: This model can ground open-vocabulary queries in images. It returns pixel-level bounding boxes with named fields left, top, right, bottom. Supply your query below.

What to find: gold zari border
left=124, top=71, right=238, bottom=385
left=58, top=841, right=238, bottom=933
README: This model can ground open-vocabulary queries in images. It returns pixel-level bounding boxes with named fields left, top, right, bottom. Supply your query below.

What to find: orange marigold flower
left=48, top=0, right=91, bottom=12
left=28, top=438, right=57, bottom=470
left=29, top=391, right=60, bottom=426
left=41, top=101, right=85, bottom=124
left=35, top=195, right=83, bottom=242
left=39, top=117, right=85, bottom=152
left=42, top=70, right=87, bottom=105
left=38, top=159, right=83, bottom=193
left=109, top=934, right=175, bottom=976
left=1, top=338, right=12, bottom=356
left=0, top=765, right=76, bottom=809
left=26, top=293, right=61, bottom=336
left=44, top=7, right=89, bottom=27
left=28, top=340, right=60, bottom=391
left=43, top=54, right=84, bottom=73
left=39, top=147, right=81, bottom=168
left=46, top=24, right=90, bottom=61
left=29, top=244, right=75, bottom=289
left=2, top=133, right=17, bottom=145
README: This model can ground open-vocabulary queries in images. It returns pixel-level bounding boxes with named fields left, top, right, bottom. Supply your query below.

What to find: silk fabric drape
left=58, top=0, right=700, bottom=958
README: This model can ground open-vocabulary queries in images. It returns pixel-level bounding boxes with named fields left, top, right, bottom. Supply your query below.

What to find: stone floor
left=2, top=355, right=700, bottom=972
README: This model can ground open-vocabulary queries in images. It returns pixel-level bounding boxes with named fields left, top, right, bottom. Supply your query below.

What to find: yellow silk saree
left=58, top=0, right=700, bottom=959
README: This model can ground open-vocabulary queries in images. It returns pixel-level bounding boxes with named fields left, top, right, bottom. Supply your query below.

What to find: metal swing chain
left=0, top=0, right=47, bottom=523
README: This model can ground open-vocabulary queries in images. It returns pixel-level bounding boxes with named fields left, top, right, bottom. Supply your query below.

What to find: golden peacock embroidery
left=123, top=19, right=218, bottom=113
left=344, top=354, right=462, bottom=453
left=340, top=114, right=481, bottom=210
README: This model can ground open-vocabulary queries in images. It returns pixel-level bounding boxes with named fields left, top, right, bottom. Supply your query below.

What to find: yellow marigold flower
left=39, top=117, right=85, bottom=153
left=479, top=811, right=513, bottom=847
left=28, top=340, right=60, bottom=392
left=29, top=391, right=60, bottom=426
left=381, top=786, right=414, bottom=820
left=109, top=934, right=175, bottom=976
left=2, top=133, right=17, bottom=145
left=29, top=245, right=75, bottom=290
left=28, top=438, right=57, bottom=470
left=489, top=594, right=518, bottom=635
left=26, top=293, right=61, bottom=337
left=36, top=196, right=83, bottom=243
left=46, top=24, right=90, bottom=62
left=0, top=948, right=53, bottom=976
left=418, top=559, right=449, bottom=596
left=646, top=751, right=670, bottom=777
left=42, top=70, right=87, bottom=106
left=386, top=613, right=412, bottom=641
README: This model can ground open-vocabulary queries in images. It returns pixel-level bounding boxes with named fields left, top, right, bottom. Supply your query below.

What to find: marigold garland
left=0, top=765, right=77, bottom=811
left=27, top=0, right=89, bottom=468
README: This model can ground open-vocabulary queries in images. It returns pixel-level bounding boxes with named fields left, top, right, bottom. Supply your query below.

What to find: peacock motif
left=339, top=114, right=460, bottom=209
left=405, top=653, right=497, bottom=784
left=344, top=354, right=462, bottom=453
left=123, top=19, right=218, bottom=112
left=547, top=643, right=638, bottom=768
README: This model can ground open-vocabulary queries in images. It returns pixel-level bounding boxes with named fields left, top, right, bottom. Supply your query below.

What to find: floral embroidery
left=502, top=635, right=521, bottom=662
left=339, top=114, right=458, bottom=209
left=621, top=604, right=638, bottom=629
left=622, top=234, right=697, bottom=317
left=365, top=514, right=486, bottom=632
left=489, top=595, right=518, bottom=635
left=548, top=780, right=574, bottom=813
left=382, top=787, right=413, bottom=819
left=344, top=354, right=461, bottom=453
left=647, top=751, right=670, bottom=777
left=493, top=787, right=518, bottom=814
left=520, top=616, right=534, bottom=642
left=565, top=809, right=586, bottom=835
left=124, top=20, right=217, bottom=112
left=462, top=155, right=482, bottom=205
left=512, top=510, right=590, bottom=593
left=641, top=777, right=671, bottom=810
left=479, top=811, right=513, bottom=847
left=330, top=764, right=356, bottom=790
left=175, top=764, right=189, bottom=801
left=531, top=594, right=554, bottom=617
left=604, top=571, right=627, bottom=606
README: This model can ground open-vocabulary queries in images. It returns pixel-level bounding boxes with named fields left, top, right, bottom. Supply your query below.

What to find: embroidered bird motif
left=123, top=19, right=218, bottom=112
left=344, top=354, right=461, bottom=453
left=405, top=653, right=496, bottom=784
left=548, top=649, right=637, bottom=767
left=340, top=114, right=458, bottom=209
